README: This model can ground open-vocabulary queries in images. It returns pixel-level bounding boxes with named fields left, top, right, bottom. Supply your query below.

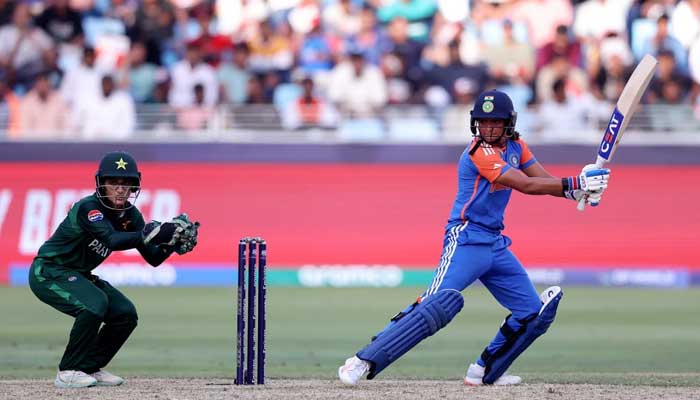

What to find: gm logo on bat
left=598, top=108, right=625, bottom=161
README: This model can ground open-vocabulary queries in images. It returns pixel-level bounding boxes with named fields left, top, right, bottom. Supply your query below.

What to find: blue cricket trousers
left=423, top=222, right=542, bottom=356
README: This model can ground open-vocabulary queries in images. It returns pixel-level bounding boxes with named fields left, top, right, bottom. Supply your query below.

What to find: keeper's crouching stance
left=338, top=90, right=610, bottom=386
left=29, top=151, right=200, bottom=388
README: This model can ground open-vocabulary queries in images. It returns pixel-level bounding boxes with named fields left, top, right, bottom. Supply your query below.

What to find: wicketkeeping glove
left=170, top=213, right=200, bottom=255
left=143, top=220, right=183, bottom=247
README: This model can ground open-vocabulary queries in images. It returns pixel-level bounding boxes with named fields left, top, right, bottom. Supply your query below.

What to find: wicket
left=236, top=237, right=267, bottom=385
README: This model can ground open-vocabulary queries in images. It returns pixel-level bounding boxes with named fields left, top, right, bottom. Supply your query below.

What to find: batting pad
left=357, top=289, right=464, bottom=379
left=482, top=287, right=563, bottom=384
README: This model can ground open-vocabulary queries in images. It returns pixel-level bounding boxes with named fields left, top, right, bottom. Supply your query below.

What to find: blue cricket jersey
left=447, top=138, right=537, bottom=232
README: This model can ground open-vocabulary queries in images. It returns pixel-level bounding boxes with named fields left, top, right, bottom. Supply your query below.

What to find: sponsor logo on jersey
left=88, top=209, right=104, bottom=222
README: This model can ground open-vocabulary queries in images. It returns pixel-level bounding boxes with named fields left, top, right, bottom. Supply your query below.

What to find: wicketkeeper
left=339, top=90, right=611, bottom=386
left=28, top=151, right=200, bottom=388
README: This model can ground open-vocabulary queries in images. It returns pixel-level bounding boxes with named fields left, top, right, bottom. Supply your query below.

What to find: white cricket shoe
left=464, top=363, right=522, bottom=386
left=338, top=356, right=370, bottom=385
left=54, top=370, right=98, bottom=388
left=91, top=370, right=124, bottom=386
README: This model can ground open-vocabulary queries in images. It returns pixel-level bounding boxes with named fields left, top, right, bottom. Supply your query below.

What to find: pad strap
left=482, top=288, right=563, bottom=384
left=357, top=290, right=464, bottom=379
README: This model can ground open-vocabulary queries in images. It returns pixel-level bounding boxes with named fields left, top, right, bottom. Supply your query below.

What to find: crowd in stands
left=0, top=0, right=698, bottom=140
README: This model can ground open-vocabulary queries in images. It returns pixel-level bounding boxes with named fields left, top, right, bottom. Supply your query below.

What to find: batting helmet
left=95, top=151, right=141, bottom=209
left=469, top=90, right=518, bottom=139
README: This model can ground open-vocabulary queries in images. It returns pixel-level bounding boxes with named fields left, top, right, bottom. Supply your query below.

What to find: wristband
left=561, top=176, right=580, bottom=194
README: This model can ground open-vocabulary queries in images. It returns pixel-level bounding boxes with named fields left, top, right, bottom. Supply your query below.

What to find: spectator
left=599, top=31, right=634, bottom=71
left=0, top=3, right=54, bottom=90
left=327, top=48, right=388, bottom=117
left=639, top=14, right=687, bottom=71
left=260, top=71, right=281, bottom=103
left=537, top=78, right=590, bottom=140
left=297, top=21, right=335, bottom=77
left=126, top=41, right=159, bottom=103
left=344, top=6, right=389, bottom=66
left=145, top=70, right=170, bottom=104
left=245, top=75, right=267, bottom=104
left=648, top=50, right=693, bottom=103
left=130, top=0, right=175, bottom=65
left=384, top=16, right=424, bottom=90
left=74, top=75, right=135, bottom=140
left=0, top=78, right=20, bottom=138
left=247, top=20, right=294, bottom=75
left=537, top=24, right=581, bottom=70
left=214, top=0, right=269, bottom=42
left=281, top=77, right=338, bottom=130
left=288, top=0, right=322, bottom=36
left=573, top=0, right=631, bottom=43
left=510, top=0, right=574, bottom=49
left=60, top=46, right=103, bottom=109
left=187, top=3, right=233, bottom=66
left=35, top=0, right=84, bottom=45
left=19, top=72, right=70, bottom=139
left=168, top=42, right=218, bottom=107
left=380, top=52, right=412, bottom=104
left=669, top=0, right=700, bottom=49
left=323, top=0, right=362, bottom=38
left=377, top=0, right=438, bottom=43
left=424, top=40, right=489, bottom=104
left=218, top=43, right=252, bottom=105
left=483, top=19, right=536, bottom=84
left=536, top=54, right=589, bottom=102
left=596, top=52, right=632, bottom=102
left=176, top=83, right=213, bottom=132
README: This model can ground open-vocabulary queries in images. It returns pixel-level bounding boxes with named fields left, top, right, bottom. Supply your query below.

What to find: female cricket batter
left=29, top=151, right=199, bottom=388
left=339, top=90, right=610, bottom=386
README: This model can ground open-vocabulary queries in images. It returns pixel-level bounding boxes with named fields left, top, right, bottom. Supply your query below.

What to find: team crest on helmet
left=115, top=158, right=128, bottom=170
left=482, top=101, right=494, bottom=113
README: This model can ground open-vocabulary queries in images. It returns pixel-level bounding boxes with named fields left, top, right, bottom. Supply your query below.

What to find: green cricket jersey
left=33, top=193, right=169, bottom=272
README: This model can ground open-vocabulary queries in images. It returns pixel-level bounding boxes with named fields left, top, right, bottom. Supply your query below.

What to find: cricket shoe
left=54, top=370, right=97, bottom=388
left=338, top=356, right=370, bottom=385
left=91, top=370, right=125, bottom=386
left=464, top=363, right=522, bottom=386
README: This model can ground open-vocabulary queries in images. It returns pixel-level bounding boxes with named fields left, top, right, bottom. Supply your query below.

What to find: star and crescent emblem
left=115, top=158, right=128, bottom=170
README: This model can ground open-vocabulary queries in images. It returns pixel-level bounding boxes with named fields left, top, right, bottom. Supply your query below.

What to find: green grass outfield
left=1, top=287, right=699, bottom=385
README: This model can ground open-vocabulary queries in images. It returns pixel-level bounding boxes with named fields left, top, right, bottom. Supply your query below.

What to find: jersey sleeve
left=469, top=144, right=511, bottom=183
left=76, top=201, right=142, bottom=251
left=518, top=139, right=537, bottom=169
left=129, top=207, right=146, bottom=230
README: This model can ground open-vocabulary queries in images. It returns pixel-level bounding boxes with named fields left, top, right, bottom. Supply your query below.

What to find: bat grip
left=576, top=158, right=607, bottom=212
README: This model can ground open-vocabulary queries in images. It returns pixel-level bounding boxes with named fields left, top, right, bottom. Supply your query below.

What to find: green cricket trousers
left=28, top=261, right=138, bottom=373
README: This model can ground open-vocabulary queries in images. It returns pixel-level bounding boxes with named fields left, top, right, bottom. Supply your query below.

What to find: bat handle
left=577, top=197, right=586, bottom=211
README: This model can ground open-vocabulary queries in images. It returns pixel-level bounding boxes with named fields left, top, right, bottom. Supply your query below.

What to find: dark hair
left=552, top=78, right=566, bottom=93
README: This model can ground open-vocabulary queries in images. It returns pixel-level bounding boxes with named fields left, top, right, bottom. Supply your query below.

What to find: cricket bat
left=577, top=54, right=658, bottom=211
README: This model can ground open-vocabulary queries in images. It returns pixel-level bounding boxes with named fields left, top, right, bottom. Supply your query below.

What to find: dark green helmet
left=95, top=151, right=142, bottom=210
